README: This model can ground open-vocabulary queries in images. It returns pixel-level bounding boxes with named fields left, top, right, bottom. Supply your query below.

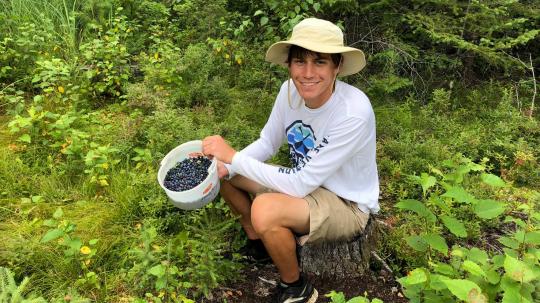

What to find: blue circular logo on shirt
left=286, top=120, right=315, bottom=167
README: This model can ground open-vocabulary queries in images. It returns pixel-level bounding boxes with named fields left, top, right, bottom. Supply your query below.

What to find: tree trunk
left=298, top=217, right=378, bottom=279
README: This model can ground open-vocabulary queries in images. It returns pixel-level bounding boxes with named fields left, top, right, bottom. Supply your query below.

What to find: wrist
left=227, top=150, right=236, bottom=164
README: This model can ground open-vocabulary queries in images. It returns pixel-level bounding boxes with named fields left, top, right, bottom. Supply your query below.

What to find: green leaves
left=410, top=173, right=437, bottom=196
left=440, top=215, right=467, bottom=238
left=441, top=186, right=475, bottom=203
left=325, top=290, right=383, bottom=303
left=503, top=255, right=539, bottom=283
left=405, top=235, right=428, bottom=252
left=18, top=133, right=31, bottom=143
left=148, top=264, right=166, bottom=277
left=442, top=279, right=486, bottom=302
left=473, top=199, right=506, bottom=219
left=53, top=207, right=64, bottom=219
left=462, top=260, right=486, bottom=277
left=423, top=234, right=448, bottom=254
left=399, top=268, right=428, bottom=285
left=405, top=233, right=448, bottom=254
left=40, top=228, right=64, bottom=243
left=41, top=208, right=65, bottom=243
left=480, top=173, right=505, bottom=187
left=393, top=158, right=538, bottom=303
left=395, top=199, right=436, bottom=222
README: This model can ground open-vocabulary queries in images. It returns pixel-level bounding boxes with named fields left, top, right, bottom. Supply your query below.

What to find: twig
left=258, top=276, right=277, bottom=286
left=528, top=53, right=536, bottom=118
left=349, top=37, right=427, bottom=97
left=0, top=77, right=31, bottom=94
left=460, top=0, right=472, bottom=39
left=375, top=219, right=390, bottom=229
left=371, top=251, right=394, bottom=275
left=515, top=83, right=521, bottom=111
left=503, top=51, right=537, bottom=118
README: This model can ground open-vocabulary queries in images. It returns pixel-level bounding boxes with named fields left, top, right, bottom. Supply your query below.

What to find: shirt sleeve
left=230, top=116, right=372, bottom=197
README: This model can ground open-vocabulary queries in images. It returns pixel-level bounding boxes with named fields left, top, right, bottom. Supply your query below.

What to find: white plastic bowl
left=157, top=140, right=219, bottom=210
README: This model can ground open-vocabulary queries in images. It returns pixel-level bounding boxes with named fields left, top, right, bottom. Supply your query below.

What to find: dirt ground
left=208, top=262, right=408, bottom=303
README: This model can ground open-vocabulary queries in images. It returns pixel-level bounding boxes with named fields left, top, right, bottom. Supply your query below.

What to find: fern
left=0, top=267, right=47, bottom=303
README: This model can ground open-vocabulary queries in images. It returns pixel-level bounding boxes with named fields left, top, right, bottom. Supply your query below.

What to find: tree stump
left=298, top=217, right=379, bottom=279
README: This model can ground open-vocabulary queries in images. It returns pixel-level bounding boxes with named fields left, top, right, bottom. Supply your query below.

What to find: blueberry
left=164, top=156, right=212, bottom=192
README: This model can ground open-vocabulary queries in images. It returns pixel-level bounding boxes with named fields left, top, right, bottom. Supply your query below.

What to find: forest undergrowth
left=1, top=0, right=539, bottom=302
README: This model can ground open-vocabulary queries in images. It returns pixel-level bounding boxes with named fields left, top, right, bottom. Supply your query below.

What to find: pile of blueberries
left=164, top=156, right=212, bottom=192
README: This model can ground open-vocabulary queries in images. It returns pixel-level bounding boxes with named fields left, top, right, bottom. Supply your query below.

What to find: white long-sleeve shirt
left=227, top=79, right=380, bottom=213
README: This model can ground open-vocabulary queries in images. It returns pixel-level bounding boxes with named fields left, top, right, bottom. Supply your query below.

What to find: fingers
left=217, top=161, right=229, bottom=179
left=202, top=135, right=225, bottom=158
left=202, top=135, right=236, bottom=164
left=202, top=135, right=219, bottom=156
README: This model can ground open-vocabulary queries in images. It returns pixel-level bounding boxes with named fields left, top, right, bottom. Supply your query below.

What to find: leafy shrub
left=141, top=108, right=204, bottom=160
left=393, top=156, right=540, bottom=302
left=0, top=21, right=56, bottom=91
left=40, top=208, right=101, bottom=290
left=79, top=9, right=131, bottom=103
left=127, top=210, right=242, bottom=300
left=171, top=0, right=229, bottom=47
left=7, top=104, right=121, bottom=189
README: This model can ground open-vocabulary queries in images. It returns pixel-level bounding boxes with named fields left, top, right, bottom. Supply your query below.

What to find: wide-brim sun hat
left=265, top=18, right=366, bottom=77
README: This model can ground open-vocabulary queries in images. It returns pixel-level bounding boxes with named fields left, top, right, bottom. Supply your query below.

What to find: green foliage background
left=0, top=0, right=539, bottom=302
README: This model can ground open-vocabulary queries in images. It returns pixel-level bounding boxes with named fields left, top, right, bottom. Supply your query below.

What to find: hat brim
left=265, top=40, right=366, bottom=76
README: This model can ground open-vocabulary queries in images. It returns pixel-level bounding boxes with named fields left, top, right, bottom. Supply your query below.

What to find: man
left=203, top=18, right=379, bottom=303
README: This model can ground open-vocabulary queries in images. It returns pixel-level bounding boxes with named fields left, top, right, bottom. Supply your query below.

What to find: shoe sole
left=306, top=288, right=318, bottom=303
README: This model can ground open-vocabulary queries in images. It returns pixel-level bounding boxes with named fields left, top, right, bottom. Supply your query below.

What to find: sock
left=249, top=239, right=266, bottom=251
left=281, top=275, right=304, bottom=288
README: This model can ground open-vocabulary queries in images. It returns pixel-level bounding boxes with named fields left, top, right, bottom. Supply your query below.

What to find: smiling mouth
left=299, top=81, right=319, bottom=86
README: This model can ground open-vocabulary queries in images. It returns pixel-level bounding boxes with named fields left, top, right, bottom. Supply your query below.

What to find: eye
left=292, top=58, right=305, bottom=65
left=315, top=59, right=328, bottom=65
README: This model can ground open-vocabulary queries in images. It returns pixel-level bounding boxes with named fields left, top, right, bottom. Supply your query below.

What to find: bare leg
left=251, top=193, right=310, bottom=283
left=219, top=175, right=267, bottom=240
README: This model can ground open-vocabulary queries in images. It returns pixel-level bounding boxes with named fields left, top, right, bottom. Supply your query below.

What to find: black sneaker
left=239, top=239, right=271, bottom=264
left=275, top=276, right=318, bottom=303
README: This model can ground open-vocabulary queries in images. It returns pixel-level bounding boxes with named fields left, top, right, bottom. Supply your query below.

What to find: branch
left=371, top=251, right=394, bottom=275
left=528, top=53, right=536, bottom=118
left=503, top=52, right=537, bottom=118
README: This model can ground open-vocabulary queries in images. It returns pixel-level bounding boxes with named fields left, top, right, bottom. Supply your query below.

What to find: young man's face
left=289, top=52, right=340, bottom=108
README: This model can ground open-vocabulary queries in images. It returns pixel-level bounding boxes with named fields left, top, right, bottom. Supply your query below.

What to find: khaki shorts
left=255, top=185, right=370, bottom=246
left=298, top=187, right=370, bottom=245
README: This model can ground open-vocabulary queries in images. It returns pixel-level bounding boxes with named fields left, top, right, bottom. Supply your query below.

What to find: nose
left=303, top=62, right=314, bottom=78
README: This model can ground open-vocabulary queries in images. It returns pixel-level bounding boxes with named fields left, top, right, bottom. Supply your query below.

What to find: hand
left=202, top=135, right=236, bottom=164
left=216, top=161, right=229, bottom=179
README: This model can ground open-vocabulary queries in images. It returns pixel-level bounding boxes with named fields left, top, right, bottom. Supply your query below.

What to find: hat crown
left=290, top=18, right=344, bottom=47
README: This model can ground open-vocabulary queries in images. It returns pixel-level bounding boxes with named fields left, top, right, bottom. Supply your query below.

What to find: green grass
left=1, top=0, right=91, bottom=57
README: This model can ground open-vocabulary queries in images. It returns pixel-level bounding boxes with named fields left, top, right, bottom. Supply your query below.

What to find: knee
left=251, top=194, right=277, bottom=235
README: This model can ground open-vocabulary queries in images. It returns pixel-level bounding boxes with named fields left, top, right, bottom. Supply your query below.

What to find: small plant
left=127, top=225, right=194, bottom=302
left=83, top=143, right=120, bottom=187
left=40, top=208, right=100, bottom=290
left=128, top=208, right=242, bottom=300
left=326, top=290, right=384, bottom=303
